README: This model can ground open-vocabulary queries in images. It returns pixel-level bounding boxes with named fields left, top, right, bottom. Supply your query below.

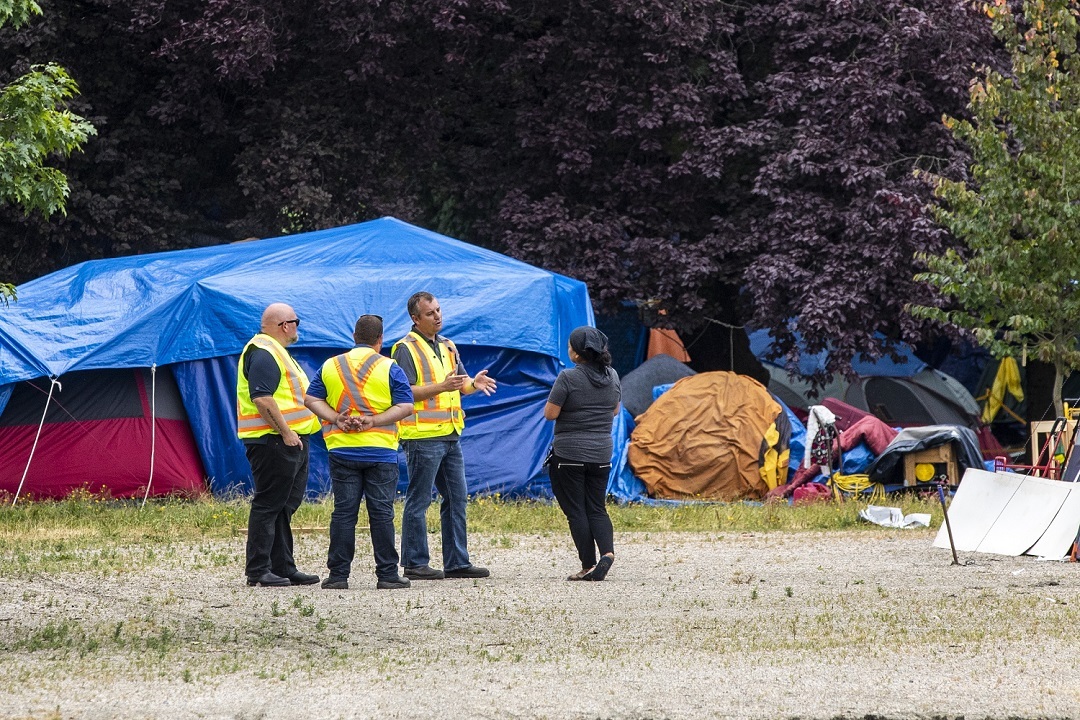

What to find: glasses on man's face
left=278, top=318, right=301, bottom=328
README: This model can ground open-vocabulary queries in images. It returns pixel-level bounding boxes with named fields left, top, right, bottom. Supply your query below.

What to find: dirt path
left=2, top=529, right=1078, bottom=719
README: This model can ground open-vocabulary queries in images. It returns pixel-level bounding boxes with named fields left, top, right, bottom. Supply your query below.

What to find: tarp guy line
left=12, top=377, right=60, bottom=506
left=141, top=364, right=157, bottom=510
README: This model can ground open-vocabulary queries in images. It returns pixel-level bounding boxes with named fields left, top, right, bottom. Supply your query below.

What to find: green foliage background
left=0, top=0, right=95, bottom=304
left=913, top=0, right=1080, bottom=413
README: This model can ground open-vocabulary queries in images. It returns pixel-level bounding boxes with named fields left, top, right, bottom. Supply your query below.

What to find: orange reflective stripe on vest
left=393, top=331, right=465, bottom=440
left=236, top=334, right=320, bottom=438
left=333, top=352, right=383, bottom=414
left=320, top=347, right=399, bottom=450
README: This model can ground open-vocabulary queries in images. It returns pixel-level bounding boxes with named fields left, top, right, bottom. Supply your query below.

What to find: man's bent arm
left=410, top=374, right=466, bottom=401
left=304, top=395, right=343, bottom=426
left=369, top=402, right=415, bottom=427
left=253, top=395, right=301, bottom=446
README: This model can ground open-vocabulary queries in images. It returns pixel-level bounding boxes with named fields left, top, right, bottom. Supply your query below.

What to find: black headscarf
left=568, top=326, right=613, bottom=387
left=569, top=326, right=608, bottom=355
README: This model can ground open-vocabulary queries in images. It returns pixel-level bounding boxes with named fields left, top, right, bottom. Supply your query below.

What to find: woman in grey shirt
left=544, top=326, right=621, bottom=581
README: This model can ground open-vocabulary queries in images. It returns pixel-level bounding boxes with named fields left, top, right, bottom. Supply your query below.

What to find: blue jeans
left=327, top=455, right=400, bottom=581
left=400, top=439, right=471, bottom=571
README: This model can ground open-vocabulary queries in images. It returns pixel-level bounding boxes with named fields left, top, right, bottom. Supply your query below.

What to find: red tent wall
left=0, top=367, right=206, bottom=500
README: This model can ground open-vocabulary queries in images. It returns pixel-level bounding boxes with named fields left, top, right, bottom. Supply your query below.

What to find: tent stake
left=937, top=481, right=960, bottom=565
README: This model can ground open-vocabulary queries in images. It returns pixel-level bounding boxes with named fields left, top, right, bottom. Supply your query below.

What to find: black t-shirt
left=548, top=365, right=621, bottom=463
left=242, top=346, right=281, bottom=399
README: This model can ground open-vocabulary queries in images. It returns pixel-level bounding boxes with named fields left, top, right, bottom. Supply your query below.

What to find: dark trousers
left=245, top=435, right=310, bottom=579
left=327, top=455, right=400, bottom=581
left=549, top=453, right=614, bottom=569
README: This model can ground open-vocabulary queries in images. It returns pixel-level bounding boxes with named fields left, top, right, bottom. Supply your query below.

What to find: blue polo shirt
left=307, top=359, right=413, bottom=464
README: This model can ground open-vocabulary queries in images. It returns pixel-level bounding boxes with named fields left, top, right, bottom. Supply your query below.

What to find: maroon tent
left=0, top=367, right=205, bottom=500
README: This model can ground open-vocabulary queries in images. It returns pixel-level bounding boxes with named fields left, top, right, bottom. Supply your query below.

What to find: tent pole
left=12, top=377, right=61, bottom=507
left=141, top=365, right=157, bottom=509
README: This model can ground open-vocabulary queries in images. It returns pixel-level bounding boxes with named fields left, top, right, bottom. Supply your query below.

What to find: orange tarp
left=647, top=328, right=691, bottom=362
left=628, top=371, right=788, bottom=501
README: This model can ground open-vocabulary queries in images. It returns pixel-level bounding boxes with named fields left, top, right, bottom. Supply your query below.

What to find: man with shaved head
left=236, top=302, right=322, bottom=587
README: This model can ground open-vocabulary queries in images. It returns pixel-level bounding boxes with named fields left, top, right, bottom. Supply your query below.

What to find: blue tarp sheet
left=778, top=396, right=806, bottom=475
left=748, top=329, right=926, bottom=377
left=0, top=218, right=593, bottom=497
left=608, top=407, right=646, bottom=502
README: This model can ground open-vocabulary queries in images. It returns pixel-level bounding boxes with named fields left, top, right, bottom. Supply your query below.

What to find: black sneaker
left=321, top=577, right=349, bottom=590
left=376, top=575, right=411, bottom=590
left=403, top=565, right=445, bottom=580
left=444, top=565, right=490, bottom=579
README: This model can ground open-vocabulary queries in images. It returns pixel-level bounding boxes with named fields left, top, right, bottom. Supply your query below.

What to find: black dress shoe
left=321, top=577, right=348, bottom=590
left=404, top=565, right=445, bottom=580
left=376, top=575, right=411, bottom=590
left=247, top=572, right=291, bottom=587
left=287, top=571, right=320, bottom=586
left=444, top=565, right=490, bottom=579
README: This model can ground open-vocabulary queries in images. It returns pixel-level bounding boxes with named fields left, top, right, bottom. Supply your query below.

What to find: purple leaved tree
left=0, top=0, right=1001, bottom=380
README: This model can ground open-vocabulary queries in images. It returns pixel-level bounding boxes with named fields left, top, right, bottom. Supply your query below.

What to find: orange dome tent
left=628, top=372, right=790, bottom=500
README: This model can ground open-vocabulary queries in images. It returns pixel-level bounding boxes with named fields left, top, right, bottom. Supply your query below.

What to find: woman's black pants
left=549, top=453, right=614, bottom=569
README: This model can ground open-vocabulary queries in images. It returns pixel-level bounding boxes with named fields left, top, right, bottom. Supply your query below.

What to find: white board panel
left=976, top=474, right=1070, bottom=556
left=1027, top=483, right=1080, bottom=559
left=933, top=469, right=1023, bottom=551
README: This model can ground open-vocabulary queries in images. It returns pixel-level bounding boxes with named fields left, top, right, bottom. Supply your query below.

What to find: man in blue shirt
left=305, top=314, right=414, bottom=590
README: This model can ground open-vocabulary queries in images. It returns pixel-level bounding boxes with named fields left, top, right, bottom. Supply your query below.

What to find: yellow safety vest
left=320, top=347, right=399, bottom=451
left=236, top=334, right=321, bottom=438
left=393, top=331, right=465, bottom=440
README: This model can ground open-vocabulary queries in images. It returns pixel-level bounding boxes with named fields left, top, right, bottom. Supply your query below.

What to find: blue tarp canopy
left=0, top=217, right=593, bottom=497
left=748, top=329, right=926, bottom=378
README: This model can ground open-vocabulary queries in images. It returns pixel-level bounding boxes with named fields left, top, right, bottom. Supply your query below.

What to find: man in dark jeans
left=392, top=292, right=497, bottom=580
left=236, top=302, right=323, bottom=587
left=305, top=314, right=414, bottom=590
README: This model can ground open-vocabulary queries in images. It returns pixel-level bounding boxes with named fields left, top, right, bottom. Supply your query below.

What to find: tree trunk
left=1054, top=357, right=1065, bottom=419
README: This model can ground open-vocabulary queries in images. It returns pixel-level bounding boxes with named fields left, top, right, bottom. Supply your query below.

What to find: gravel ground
left=2, top=528, right=1080, bottom=719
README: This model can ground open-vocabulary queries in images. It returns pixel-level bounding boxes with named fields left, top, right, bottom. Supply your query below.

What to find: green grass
left=0, top=489, right=943, bottom=547
left=0, top=492, right=944, bottom=576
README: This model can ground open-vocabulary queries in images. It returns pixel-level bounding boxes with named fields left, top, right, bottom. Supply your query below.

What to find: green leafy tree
left=913, top=0, right=1080, bottom=416
left=0, top=0, right=38, bottom=27
left=0, top=0, right=94, bottom=304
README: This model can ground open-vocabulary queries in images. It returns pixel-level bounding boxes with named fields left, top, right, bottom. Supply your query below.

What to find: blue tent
left=0, top=217, right=592, bottom=498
